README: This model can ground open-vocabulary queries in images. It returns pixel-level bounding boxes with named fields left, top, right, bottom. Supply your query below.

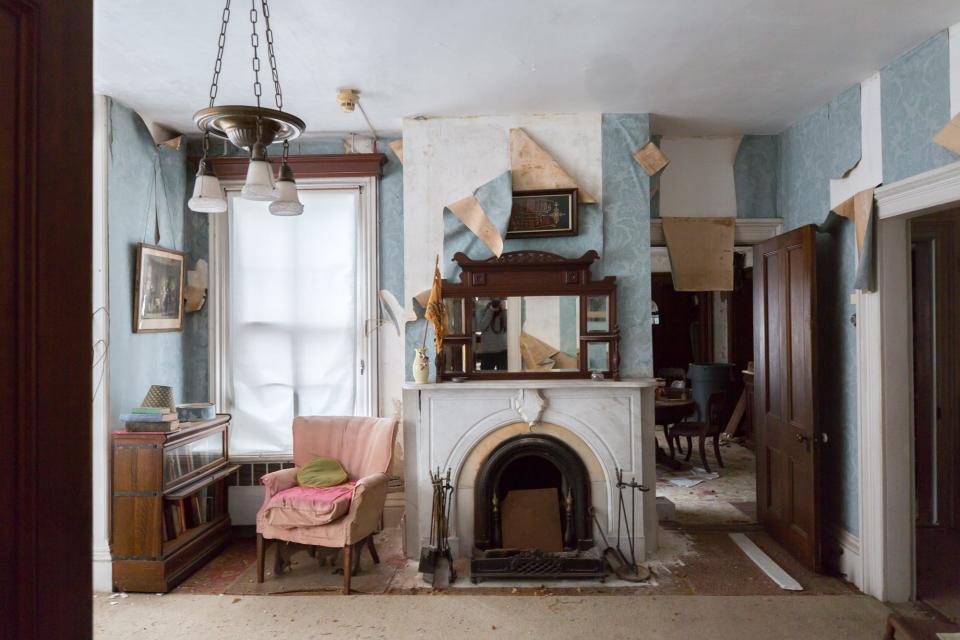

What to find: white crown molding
left=650, top=218, right=782, bottom=246
left=875, top=160, right=960, bottom=219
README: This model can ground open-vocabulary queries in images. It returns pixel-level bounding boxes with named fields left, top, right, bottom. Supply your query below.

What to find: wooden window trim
left=203, top=153, right=387, bottom=180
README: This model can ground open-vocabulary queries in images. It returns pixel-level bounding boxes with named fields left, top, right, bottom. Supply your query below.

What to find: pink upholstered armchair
left=256, top=416, right=397, bottom=594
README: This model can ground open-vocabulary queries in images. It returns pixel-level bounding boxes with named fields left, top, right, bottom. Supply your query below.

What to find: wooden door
left=753, top=225, right=821, bottom=571
left=0, top=1, right=92, bottom=637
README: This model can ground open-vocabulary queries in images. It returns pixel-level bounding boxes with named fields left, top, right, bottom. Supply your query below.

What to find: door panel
left=754, top=225, right=821, bottom=571
left=1, top=1, right=93, bottom=637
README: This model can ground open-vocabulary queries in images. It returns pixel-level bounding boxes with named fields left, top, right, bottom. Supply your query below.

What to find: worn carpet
left=222, top=528, right=405, bottom=595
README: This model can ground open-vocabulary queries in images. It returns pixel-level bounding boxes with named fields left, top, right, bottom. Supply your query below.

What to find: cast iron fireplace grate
left=470, top=432, right=606, bottom=582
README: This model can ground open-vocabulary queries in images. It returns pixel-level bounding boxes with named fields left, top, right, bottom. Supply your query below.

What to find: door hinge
left=360, top=359, right=366, bottom=375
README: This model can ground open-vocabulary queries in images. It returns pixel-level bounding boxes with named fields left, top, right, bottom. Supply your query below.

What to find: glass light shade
left=240, top=142, right=276, bottom=201
left=188, top=159, right=227, bottom=213
left=188, top=174, right=227, bottom=213
left=269, top=164, right=303, bottom=216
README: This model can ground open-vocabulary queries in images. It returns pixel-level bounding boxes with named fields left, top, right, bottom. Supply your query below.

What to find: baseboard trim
left=93, top=549, right=113, bottom=593
left=823, top=522, right=862, bottom=590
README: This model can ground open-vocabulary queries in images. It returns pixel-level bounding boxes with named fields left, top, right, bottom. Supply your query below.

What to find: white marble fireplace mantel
left=401, top=378, right=657, bottom=561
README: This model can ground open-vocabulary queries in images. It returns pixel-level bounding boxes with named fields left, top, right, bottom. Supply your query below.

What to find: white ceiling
left=94, top=0, right=960, bottom=137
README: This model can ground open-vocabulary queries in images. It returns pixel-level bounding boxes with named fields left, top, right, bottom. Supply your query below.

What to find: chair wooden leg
left=666, top=431, right=676, bottom=459
left=256, top=534, right=265, bottom=583
left=698, top=436, right=711, bottom=473
left=366, top=535, right=380, bottom=564
left=713, top=434, right=724, bottom=468
left=342, top=543, right=352, bottom=595
left=684, top=436, right=693, bottom=461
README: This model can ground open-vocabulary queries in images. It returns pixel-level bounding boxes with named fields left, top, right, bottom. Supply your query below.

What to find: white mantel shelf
left=402, top=378, right=657, bottom=391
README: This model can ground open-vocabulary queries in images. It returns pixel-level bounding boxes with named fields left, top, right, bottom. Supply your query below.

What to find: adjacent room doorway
left=910, top=211, right=960, bottom=620
left=652, top=266, right=757, bottom=529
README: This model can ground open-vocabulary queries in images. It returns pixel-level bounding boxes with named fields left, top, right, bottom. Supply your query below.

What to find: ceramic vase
left=413, top=347, right=430, bottom=384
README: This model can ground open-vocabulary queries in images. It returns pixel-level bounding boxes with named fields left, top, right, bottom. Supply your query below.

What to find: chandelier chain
left=207, top=0, right=232, bottom=108
left=249, top=0, right=262, bottom=109
left=260, top=0, right=284, bottom=111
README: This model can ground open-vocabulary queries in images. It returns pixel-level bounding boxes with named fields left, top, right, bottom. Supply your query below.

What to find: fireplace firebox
left=470, top=433, right=606, bottom=581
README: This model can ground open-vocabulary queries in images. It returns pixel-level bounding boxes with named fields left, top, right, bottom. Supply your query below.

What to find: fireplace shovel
left=590, top=506, right=651, bottom=583
left=418, top=468, right=456, bottom=588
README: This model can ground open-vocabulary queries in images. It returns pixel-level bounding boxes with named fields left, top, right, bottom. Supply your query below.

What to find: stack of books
left=121, top=406, right=180, bottom=432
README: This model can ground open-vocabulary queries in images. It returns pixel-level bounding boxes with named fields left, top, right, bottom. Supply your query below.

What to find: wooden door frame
left=1, top=0, right=93, bottom=635
left=866, top=160, right=960, bottom=602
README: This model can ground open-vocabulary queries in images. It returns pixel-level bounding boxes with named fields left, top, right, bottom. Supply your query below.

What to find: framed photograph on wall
left=506, top=188, right=578, bottom=239
left=134, top=243, right=185, bottom=333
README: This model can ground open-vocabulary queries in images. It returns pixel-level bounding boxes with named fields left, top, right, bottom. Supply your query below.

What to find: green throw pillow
left=297, top=456, right=348, bottom=487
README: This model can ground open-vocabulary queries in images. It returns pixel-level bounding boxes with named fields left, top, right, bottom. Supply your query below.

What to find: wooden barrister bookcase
left=111, top=414, right=238, bottom=592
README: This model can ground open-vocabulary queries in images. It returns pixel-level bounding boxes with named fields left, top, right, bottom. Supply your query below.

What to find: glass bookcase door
left=163, top=430, right=226, bottom=488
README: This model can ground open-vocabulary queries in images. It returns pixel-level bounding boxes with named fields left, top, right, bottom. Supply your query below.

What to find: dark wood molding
left=437, top=250, right=620, bottom=381
left=204, top=153, right=387, bottom=180
left=1, top=0, right=93, bottom=636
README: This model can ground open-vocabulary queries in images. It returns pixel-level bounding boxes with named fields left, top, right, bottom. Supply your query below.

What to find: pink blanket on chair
left=259, top=481, right=356, bottom=528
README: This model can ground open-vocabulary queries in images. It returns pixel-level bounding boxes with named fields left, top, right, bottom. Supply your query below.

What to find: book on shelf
left=130, top=406, right=173, bottom=415
left=125, top=420, right=180, bottom=433
left=205, top=495, right=215, bottom=523
left=161, top=508, right=171, bottom=542
left=120, top=412, right=177, bottom=422
left=165, top=503, right=181, bottom=539
left=178, top=499, right=188, bottom=533
left=189, top=495, right=203, bottom=526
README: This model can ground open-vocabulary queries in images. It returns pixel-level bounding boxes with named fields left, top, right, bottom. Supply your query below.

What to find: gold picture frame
left=134, top=243, right=185, bottom=333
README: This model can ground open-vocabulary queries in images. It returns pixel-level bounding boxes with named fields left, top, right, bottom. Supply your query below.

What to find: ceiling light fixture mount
left=190, top=0, right=306, bottom=213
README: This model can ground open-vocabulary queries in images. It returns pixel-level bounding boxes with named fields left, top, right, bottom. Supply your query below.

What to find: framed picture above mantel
left=134, top=243, right=185, bottom=333
left=506, top=188, right=578, bottom=239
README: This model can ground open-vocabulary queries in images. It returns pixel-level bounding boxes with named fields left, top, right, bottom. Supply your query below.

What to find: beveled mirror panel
left=472, top=295, right=580, bottom=373
left=586, top=341, right=611, bottom=372
left=436, top=251, right=620, bottom=381
left=586, top=295, right=610, bottom=333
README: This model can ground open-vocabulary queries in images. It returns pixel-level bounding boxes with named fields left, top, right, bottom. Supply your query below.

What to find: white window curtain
left=220, top=186, right=372, bottom=456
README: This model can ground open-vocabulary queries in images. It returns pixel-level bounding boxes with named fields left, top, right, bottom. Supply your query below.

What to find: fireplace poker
left=615, top=468, right=650, bottom=579
left=419, top=467, right=457, bottom=587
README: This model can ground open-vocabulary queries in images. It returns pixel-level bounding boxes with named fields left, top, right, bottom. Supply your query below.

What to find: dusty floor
left=94, top=592, right=893, bottom=639
left=656, top=432, right=756, bottom=526
left=173, top=525, right=854, bottom=596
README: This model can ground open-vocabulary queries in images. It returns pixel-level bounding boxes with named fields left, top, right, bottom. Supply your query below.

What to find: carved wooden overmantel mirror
left=436, top=250, right=620, bottom=381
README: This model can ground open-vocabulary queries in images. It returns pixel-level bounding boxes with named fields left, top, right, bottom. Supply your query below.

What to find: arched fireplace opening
left=473, top=433, right=594, bottom=553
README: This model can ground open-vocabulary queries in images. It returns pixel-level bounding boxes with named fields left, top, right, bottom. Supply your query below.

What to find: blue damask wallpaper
left=881, top=31, right=958, bottom=184
left=777, top=84, right=861, bottom=535
left=734, top=135, right=780, bottom=219
left=600, top=113, right=653, bottom=378
left=379, top=138, right=405, bottom=301
left=108, top=99, right=190, bottom=426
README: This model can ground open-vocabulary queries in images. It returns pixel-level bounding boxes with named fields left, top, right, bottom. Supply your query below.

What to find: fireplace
left=401, top=379, right=657, bottom=581
left=470, top=432, right=605, bottom=581
left=474, top=433, right=592, bottom=551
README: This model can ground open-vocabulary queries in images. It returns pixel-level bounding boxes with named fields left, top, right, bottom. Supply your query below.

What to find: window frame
left=209, top=176, right=379, bottom=460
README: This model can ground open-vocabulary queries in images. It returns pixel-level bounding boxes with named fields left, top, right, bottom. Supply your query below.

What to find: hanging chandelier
left=188, top=0, right=306, bottom=215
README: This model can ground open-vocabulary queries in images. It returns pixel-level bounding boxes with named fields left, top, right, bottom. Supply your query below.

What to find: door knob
left=796, top=433, right=808, bottom=443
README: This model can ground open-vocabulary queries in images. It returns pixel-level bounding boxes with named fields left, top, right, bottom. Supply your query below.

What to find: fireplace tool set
left=590, top=468, right=651, bottom=582
left=418, top=468, right=457, bottom=587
